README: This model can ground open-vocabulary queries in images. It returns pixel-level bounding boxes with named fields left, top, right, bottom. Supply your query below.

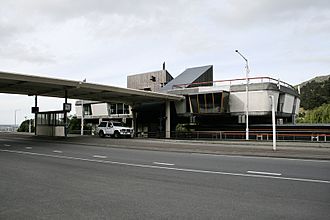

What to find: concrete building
left=127, top=69, right=173, bottom=92
left=75, top=65, right=300, bottom=136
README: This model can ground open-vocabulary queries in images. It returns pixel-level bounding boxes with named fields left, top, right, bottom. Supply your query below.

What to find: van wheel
left=99, top=131, right=105, bottom=138
left=114, top=131, right=120, bottom=138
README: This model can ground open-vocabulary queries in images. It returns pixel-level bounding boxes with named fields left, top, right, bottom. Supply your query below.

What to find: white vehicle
left=97, top=121, right=134, bottom=138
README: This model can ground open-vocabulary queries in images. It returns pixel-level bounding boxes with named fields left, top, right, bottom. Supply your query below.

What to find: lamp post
left=269, top=95, right=276, bottom=151
left=235, top=50, right=250, bottom=140
left=81, top=79, right=86, bottom=135
left=14, top=109, right=20, bottom=131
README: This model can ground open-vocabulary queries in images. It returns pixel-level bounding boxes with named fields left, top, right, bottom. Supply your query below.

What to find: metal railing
left=172, top=76, right=296, bottom=91
left=67, top=128, right=329, bottom=142
left=136, top=130, right=330, bottom=142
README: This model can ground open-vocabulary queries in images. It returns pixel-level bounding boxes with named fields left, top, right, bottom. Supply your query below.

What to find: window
left=117, top=104, right=123, bottom=114
left=124, top=104, right=129, bottom=114
left=205, top=94, right=213, bottom=112
left=190, top=95, right=198, bottom=113
left=198, top=94, right=206, bottom=113
left=213, top=93, right=221, bottom=112
left=83, top=104, right=92, bottom=115
left=110, top=104, right=116, bottom=114
left=37, top=112, right=64, bottom=126
left=98, top=122, right=107, bottom=127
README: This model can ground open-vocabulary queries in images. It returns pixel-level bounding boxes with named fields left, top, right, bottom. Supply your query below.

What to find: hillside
left=296, top=74, right=330, bottom=110
left=296, top=74, right=330, bottom=89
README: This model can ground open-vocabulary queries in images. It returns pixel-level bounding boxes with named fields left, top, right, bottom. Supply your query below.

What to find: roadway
left=1, top=137, right=329, bottom=219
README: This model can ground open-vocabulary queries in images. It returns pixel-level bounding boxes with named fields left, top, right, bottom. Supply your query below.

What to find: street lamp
left=235, top=50, right=250, bottom=140
left=81, top=78, right=86, bottom=135
left=14, top=109, right=21, bottom=131
left=269, top=95, right=276, bottom=151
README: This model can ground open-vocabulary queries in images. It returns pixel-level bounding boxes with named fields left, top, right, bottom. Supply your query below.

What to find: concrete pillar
left=64, top=90, right=68, bottom=138
left=132, top=110, right=136, bottom=137
left=165, top=101, right=171, bottom=138
left=34, top=95, right=38, bottom=136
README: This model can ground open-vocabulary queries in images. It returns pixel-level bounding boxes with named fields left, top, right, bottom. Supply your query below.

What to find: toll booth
left=35, top=103, right=71, bottom=137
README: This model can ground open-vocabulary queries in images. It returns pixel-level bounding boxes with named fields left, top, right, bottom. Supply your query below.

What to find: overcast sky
left=1, top=0, right=329, bottom=125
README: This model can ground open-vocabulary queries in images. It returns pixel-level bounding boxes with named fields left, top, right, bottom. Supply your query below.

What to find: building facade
left=75, top=65, right=300, bottom=136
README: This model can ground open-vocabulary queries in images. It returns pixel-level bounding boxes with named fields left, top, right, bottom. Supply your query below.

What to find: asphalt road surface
left=1, top=137, right=329, bottom=219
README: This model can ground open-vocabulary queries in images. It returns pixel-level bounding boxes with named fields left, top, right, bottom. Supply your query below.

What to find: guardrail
left=136, top=130, right=330, bottom=142
left=68, top=129, right=329, bottom=142
left=68, top=129, right=94, bottom=135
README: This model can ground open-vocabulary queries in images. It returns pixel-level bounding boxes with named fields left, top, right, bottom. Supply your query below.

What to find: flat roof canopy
left=0, top=71, right=184, bottom=104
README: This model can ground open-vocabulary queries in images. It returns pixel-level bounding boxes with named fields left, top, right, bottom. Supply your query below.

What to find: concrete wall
left=282, top=94, right=295, bottom=114
left=127, top=70, right=173, bottom=92
left=91, top=103, right=108, bottom=116
left=230, top=90, right=279, bottom=115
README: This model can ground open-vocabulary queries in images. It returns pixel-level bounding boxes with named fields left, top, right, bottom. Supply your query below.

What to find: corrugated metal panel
left=160, top=65, right=213, bottom=92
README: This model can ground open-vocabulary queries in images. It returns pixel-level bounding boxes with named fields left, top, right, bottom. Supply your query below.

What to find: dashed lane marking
left=247, top=170, right=282, bottom=176
left=0, top=149, right=329, bottom=184
left=93, top=155, right=107, bottom=159
left=153, top=162, right=175, bottom=166
left=53, top=150, right=63, bottom=153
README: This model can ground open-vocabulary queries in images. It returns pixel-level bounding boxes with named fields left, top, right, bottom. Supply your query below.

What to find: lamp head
left=235, top=50, right=238, bottom=53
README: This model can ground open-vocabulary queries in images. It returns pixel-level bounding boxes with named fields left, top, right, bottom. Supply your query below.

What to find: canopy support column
left=34, top=95, right=38, bottom=136
left=64, top=90, right=68, bottom=138
left=165, top=101, right=171, bottom=138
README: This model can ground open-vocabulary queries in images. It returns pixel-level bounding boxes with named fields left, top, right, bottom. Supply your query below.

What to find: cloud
left=210, top=0, right=330, bottom=29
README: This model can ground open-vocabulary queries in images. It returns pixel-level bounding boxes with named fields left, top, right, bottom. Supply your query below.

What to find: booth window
left=37, top=112, right=65, bottom=126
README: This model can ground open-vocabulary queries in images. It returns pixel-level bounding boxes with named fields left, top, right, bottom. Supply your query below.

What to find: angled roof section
left=160, top=65, right=213, bottom=92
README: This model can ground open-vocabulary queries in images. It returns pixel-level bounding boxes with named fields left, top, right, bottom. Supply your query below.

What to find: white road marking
left=53, top=150, right=63, bottom=153
left=4, top=144, right=11, bottom=147
left=247, top=170, right=282, bottom=176
left=25, top=147, right=32, bottom=150
left=153, top=162, right=175, bottom=166
left=0, top=149, right=329, bottom=184
left=93, top=155, right=107, bottom=159
left=191, top=153, right=330, bottom=163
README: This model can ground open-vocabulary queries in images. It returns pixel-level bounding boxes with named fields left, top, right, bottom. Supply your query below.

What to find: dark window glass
left=110, top=104, right=116, bottom=114
left=124, top=104, right=129, bottom=114
left=99, top=122, right=107, bottom=127
left=198, top=94, right=206, bottom=113
left=190, top=95, right=198, bottom=113
left=213, top=93, right=221, bottom=112
left=117, top=104, right=123, bottom=114
left=206, top=94, right=213, bottom=112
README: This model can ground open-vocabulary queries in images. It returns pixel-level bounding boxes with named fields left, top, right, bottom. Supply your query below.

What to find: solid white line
left=0, top=149, right=329, bottom=184
left=247, top=170, right=282, bottom=176
left=191, top=153, right=330, bottom=163
left=93, top=155, right=107, bottom=159
left=53, top=150, right=63, bottom=153
left=153, top=162, right=175, bottom=166
left=25, top=147, right=32, bottom=150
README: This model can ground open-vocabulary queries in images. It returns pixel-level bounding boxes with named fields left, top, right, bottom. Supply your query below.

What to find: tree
left=68, top=115, right=92, bottom=134
left=300, top=78, right=330, bottom=110
left=17, top=119, right=35, bottom=132
left=297, top=104, right=330, bottom=123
